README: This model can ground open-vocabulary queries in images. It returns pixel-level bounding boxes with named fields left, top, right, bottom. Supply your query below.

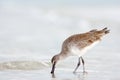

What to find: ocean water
left=0, top=2, right=120, bottom=80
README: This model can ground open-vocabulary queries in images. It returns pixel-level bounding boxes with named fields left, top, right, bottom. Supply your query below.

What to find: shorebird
left=51, top=27, right=110, bottom=74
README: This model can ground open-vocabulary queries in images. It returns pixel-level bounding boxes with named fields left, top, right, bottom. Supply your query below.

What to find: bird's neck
left=58, top=52, right=68, bottom=60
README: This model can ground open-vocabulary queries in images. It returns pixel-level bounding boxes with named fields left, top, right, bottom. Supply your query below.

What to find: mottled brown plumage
left=51, top=27, right=110, bottom=74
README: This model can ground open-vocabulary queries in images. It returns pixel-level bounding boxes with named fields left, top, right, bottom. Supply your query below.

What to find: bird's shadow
left=51, top=73, right=56, bottom=78
left=73, top=71, right=88, bottom=80
left=51, top=72, right=88, bottom=80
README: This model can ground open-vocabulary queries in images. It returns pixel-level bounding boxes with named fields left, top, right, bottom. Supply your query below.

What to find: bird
left=51, top=27, right=110, bottom=74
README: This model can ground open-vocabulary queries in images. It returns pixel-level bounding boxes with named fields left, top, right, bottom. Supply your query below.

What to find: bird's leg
left=51, top=62, right=56, bottom=74
left=73, top=57, right=81, bottom=73
left=80, top=57, right=85, bottom=72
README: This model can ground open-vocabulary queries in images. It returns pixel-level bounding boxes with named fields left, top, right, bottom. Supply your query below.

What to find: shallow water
left=0, top=50, right=119, bottom=80
left=0, top=68, right=119, bottom=80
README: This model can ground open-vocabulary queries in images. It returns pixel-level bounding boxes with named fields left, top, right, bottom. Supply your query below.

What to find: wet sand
left=0, top=66, right=119, bottom=80
left=0, top=50, right=119, bottom=80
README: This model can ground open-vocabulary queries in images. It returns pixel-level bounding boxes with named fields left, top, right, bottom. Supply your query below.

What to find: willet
left=51, top=27, right=110, bottom=74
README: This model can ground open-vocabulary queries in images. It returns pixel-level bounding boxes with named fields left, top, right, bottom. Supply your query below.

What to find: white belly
left=69, top=41, right=100, bottom=57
